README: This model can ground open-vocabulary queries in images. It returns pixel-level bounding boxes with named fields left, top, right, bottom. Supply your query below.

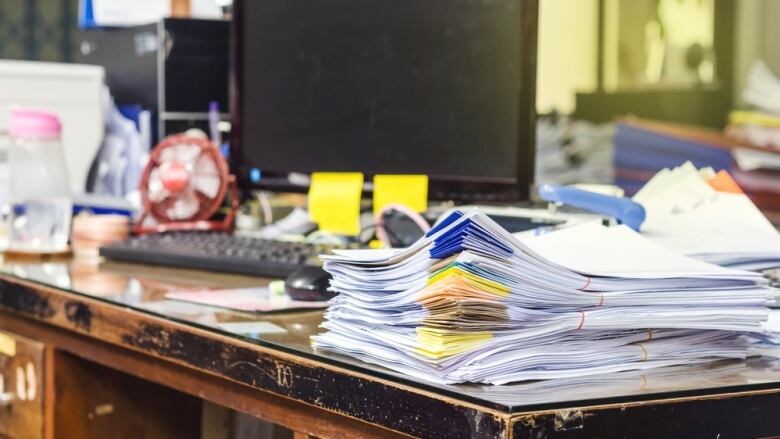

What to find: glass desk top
left=3, top=256, right=780, bottom=413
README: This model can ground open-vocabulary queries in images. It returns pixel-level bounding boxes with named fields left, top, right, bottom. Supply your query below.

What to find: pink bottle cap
left=9, top=109, right=62, bottom=137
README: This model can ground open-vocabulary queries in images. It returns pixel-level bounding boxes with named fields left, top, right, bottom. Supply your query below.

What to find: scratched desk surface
left=3, top=256, right=780, bottom=414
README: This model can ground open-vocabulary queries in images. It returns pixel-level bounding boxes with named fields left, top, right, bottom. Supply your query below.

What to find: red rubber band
left=577, top=311, right=586, bottom=330
left=579, top=277, right=591, bottom=291
left=598, top=293, right=604, bottom=307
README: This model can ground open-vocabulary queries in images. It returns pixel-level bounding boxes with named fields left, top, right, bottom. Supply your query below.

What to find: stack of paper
left=728, top=111, right=780, bottom=151
left=471, top=361, right=752, bottom=406
left=742, top=60, right=780, bottom=117
left=312, top=209, right=771, bottom=384
left=535, top=116, right=614, bottom=185
left=613, top=117, right=780, bottom=217
left=748, top=309, right=780, bottom=358
left=635, top=162, right=780, bottom=271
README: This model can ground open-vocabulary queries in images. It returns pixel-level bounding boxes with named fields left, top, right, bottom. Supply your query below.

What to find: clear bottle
left=0, top=128, right=10, bottom=250
left=7, top=110, right=72, bottom=254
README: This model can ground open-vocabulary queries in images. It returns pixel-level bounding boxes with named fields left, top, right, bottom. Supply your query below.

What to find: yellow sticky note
left=0, top=333, right=16, bottom=357
left=308, top=172, right=364, bottom=236
left=373, top=175, right=428, bottom=216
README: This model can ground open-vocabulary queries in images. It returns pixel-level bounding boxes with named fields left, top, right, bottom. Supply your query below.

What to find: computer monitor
left=231, top=0, right=538, bottom=201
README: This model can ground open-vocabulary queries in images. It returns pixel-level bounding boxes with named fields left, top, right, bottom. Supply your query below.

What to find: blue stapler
left=538, top=184, right=646, bottom=231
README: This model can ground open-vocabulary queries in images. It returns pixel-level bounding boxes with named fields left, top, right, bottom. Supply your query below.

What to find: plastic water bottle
left=7, top=110, right=72, bottom=254
left=0, top=130, right=10, bottom=250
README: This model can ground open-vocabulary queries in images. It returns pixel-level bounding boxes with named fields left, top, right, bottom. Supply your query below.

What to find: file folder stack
left=312, top=209, right=771, bottom=384
left=614, top=119, right=780, bottom=220
left=727, top=110, right=780, bottom=150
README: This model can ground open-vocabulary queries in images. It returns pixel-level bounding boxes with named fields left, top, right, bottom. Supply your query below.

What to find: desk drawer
left=0, top=331, right=45, bottom=439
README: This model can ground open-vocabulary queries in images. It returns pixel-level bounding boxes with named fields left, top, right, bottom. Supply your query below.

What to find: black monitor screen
left=233, top=0, right=537, bottom=200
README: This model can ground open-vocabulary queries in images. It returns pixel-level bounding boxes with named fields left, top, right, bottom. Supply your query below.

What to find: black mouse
left=284, top=265, right=336, bottom=301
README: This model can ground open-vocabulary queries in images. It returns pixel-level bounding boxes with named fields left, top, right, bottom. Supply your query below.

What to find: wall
left=536, top=0, right=598, bottom=115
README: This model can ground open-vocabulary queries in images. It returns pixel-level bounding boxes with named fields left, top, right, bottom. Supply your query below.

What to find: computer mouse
left=284, top=265, right=336, bottom=301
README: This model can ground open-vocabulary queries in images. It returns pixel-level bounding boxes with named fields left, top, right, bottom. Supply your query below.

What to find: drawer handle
left=0, top=392, right=15, bottom=407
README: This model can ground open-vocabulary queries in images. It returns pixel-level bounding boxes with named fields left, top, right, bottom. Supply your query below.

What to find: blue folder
left=614, top=123, right=734, bottom=172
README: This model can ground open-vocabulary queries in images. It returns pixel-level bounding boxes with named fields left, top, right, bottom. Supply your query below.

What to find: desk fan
left=134, top=135, right=238, bottom=234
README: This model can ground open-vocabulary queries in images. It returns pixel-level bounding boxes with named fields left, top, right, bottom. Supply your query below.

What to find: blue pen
left=209, top=101, right=221, bottom=147
left=538, top=184, right=646, bottom=232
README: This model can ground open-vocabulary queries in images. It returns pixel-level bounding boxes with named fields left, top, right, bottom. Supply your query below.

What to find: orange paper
left=708, top=170, right=744, bottom=194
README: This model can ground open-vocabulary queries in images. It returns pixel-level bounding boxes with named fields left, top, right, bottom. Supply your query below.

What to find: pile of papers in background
left=634, top=162, right=780, bottom=271
left=613, top=60, right=780, bottom=221
left=535, top=116, right=614, bottom=185
left=727, top=110, right=780, bottom=150
left=739, top=60, right=780, bottom=124
left=312, top=209, right=771, bottom=385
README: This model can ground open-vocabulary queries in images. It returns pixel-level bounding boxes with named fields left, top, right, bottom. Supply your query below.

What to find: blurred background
left=533, top=0, right=780, bottom=221
left=1, top=0, right=779, bottom=216
left=1, top=0, right=765, bottom=125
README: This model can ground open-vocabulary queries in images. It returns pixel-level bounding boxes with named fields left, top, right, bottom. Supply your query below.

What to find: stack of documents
left=742, top=60, right=780, bottom=117
left=635, top=162, right=780, bottom=271
left=312, top=209, right=771, bottom=384
left=535, top=116, right=614, bottom=185
left=727, top=110, right=780, bottom=150
left=613, top=117, right=780, bottom=217
left=471, top=361, right=752, bottom=406
left=731, top=60, right=780, bottom=214
left=749, top=309, right=780, bottom=358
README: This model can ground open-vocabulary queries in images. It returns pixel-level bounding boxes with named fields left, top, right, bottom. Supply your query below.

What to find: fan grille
left=140, top=135, right=230, bottom=223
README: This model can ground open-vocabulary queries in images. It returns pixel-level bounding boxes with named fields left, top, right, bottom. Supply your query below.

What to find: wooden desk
left=2, top=257, right=780, bottom=438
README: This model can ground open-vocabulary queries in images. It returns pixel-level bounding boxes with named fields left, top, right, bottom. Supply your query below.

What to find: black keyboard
left=100, top=232, right=329, bottom=277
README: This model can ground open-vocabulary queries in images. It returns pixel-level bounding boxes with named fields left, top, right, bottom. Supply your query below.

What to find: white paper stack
left=470, top=361, right=751, bottom=406
left=748, top=309, right=780, bottom=357
left=312, top=208, right=771, bottom=385
left=635, top=162, right=780, bottom=271
left=743, top=60, right=780, bottom=116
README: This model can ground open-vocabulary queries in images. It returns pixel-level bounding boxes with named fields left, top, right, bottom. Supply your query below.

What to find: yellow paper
left=415, top=327, right=492, bottom=359
left=427, top=263, right=509, bottom=297
left=373, top=175, right=428, bottom=216
left=729, top=110, right=780, bottom=128
left=308, top=172, right=364, bottom=236
left=0, top=333, right=16, bottom=357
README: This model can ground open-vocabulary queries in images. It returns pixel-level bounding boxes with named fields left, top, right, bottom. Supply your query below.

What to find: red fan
left=134, top=135, right=238, bottom=234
